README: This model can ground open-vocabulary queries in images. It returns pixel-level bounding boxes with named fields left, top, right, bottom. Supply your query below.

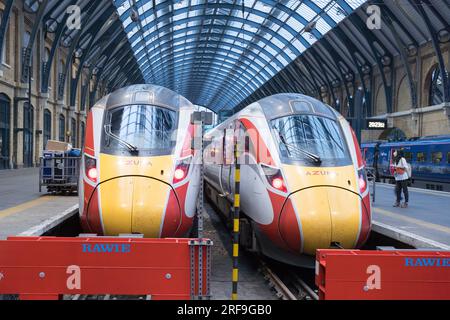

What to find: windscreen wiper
left=277, top=132, right=322, bottom=165
left=104, top=125, right=139, bottom=153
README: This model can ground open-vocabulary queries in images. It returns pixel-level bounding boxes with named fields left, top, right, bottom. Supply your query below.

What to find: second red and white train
left=203, top=93, right=372, bottom=266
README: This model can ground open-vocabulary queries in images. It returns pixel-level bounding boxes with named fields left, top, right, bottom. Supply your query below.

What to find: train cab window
left=417, top=152, right=427, bottom=163
left=432, top=152, right=443, bottom=164
left=102, top=104, right=177, bottom=156
left=404, top=152, right=412, bottom=162
left=271, top=114, right=351, bottom=166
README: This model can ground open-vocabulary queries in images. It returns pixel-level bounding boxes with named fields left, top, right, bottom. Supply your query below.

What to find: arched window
left=23, top=102, right=34, bottom=167
left=71, top=118, right=77, bottom=147
left=43, top=109, right=51, bottom=149
left=44, top=47, right=52, bottom=87
left=23, top=30, right=31, bottom=48
left=80, top=122, right=85, bottom=148
left=59, top=59, right=65, bottom=75
left=429, top=67, right=445, bottom=106
left=0, top=10, right=10, bottom=65
left=375, top=84, right=387, bottom=115
left=59, top=114, right=65, bottom=142
left=0, top=93, right=11, bottom=169
left=397, top=75, right=412, bottom=112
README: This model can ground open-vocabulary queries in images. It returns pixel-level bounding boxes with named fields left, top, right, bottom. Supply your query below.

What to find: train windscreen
left=102, top=104, right=177, bottom=156
left=271, top=115, right=351, bottom=167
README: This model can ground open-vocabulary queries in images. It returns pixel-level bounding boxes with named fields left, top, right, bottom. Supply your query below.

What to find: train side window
left=224, top=128, right=235, bottom=165
left=417, top=152, right=426, bottom=163
left=447, top=152, right=450, bottom=164
left=404, top=152, right=412, bottom=162
left=432, top=152, right=442, bottom=164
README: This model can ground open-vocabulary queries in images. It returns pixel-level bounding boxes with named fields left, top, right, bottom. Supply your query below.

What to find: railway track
left=258, top=258, right=318, bottom=301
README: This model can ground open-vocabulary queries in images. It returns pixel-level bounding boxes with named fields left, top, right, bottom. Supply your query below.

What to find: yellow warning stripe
left=0, top=196, right=52, bottom=220
left=232, top=268, right=239, bottom=282
left=235, top=168, right=240, bottom=182
left=233, top=243, right=239, bottom=257
left=233, top=219, right=239, bottom=232
left=234, top=194, right=240, bottom=208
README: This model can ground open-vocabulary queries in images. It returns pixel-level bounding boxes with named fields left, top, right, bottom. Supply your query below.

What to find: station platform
left=0, top=168, right=78, bottom=239
left=370, top=183, right=450, bottom=250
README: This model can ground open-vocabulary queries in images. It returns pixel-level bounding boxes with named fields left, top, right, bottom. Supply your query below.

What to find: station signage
left=366, top=119, right=387, bottom=130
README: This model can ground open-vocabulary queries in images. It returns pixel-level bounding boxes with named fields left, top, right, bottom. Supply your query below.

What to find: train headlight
left=173, top=156, right=192, bottom=184
left=261, top=164, right=287, bottom=193
left=85, top=154, right=97, bottom=183
left=272, top=177, right=284, bottom=190
left=358, top=168, right=368, bottom=194
left=174, top=168, right=186, bottom=180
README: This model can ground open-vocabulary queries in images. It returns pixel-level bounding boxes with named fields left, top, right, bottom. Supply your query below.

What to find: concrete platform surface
left=0, top=168, right=42, bottom=210
left=370, top=183, right=450, bottom=249
left=0, top=168, right=78, bottom=239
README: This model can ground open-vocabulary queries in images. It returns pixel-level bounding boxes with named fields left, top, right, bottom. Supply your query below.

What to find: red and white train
left=204, top=93, right=372, bottom=266
left=79, top=84, right=201, bottom=238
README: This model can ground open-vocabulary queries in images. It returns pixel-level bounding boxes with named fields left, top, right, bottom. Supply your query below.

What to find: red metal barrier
left=0, top=236, right=212, bottom=300
left=316, top=249, right=450, bottom=300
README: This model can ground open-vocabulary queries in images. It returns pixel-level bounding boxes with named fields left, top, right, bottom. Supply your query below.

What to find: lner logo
left=82, top=243, right=131, bottom=253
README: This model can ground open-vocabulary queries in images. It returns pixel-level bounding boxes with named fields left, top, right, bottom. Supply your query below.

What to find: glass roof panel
left=114, top=0, right=367, bottom=110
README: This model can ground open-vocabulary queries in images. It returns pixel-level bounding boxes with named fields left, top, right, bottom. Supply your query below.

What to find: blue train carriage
left=361, top=135, right=450, bottom=189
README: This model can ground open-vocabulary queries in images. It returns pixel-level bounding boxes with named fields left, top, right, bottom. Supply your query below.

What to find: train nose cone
left=280, top=187, right=361, bottom=255
left=97, top=176, right=181, bottom=237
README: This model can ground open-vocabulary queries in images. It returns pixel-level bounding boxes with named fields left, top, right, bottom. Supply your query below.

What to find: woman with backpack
left=393, top=149, right=409, bottom=208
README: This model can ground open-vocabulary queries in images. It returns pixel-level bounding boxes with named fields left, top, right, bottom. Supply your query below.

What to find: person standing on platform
left=393, top=149, right=409, bottom=208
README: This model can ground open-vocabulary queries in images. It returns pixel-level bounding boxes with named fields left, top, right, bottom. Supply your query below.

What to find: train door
left=0, top=94, right=10, bottom=169
left=221, top=125, right=235, bottom=196
left=23, top=102, right=34, bottom=167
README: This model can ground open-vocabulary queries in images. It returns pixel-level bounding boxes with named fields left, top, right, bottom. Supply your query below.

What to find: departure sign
left=367, top=120, right=387, bottom=130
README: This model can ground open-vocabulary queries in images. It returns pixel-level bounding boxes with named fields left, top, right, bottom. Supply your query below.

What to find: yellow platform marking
left=374, top=207, right=450, bottom=235
left=0, top=196, right=52, bottom=220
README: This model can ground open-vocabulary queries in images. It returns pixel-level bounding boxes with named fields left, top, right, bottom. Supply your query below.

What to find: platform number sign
left=367, top=119, right=387, bottom=130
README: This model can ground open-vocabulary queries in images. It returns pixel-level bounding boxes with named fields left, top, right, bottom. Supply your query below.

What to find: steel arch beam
left=411, top=0, right=449, bottom=102
left=41, top=0, right=78, bottom=94
left=152, top=63, right=257, bottom=93
left=148, top=52, right=268, bottom=86
left=21, top=0, right=50, bottom=83
left=139, top=39, right=278, bottom=81
left=133, top=24, right=293, bottom=69
left=0, top=0, right=14, bottom=69
left=123, top=4, right=308, bottom=53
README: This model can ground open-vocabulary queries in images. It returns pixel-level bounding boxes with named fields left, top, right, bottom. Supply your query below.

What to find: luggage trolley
left=39, top=151, right=81, bottom=194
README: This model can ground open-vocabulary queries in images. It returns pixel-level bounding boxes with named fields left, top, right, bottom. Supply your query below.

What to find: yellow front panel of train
left=282, top=165, right=361, bottom=254
left=288, top=188, right=331, bottom=254
left=98, top=154, right=175, bottom=237
left=131, top=176, right=171, bottom=237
